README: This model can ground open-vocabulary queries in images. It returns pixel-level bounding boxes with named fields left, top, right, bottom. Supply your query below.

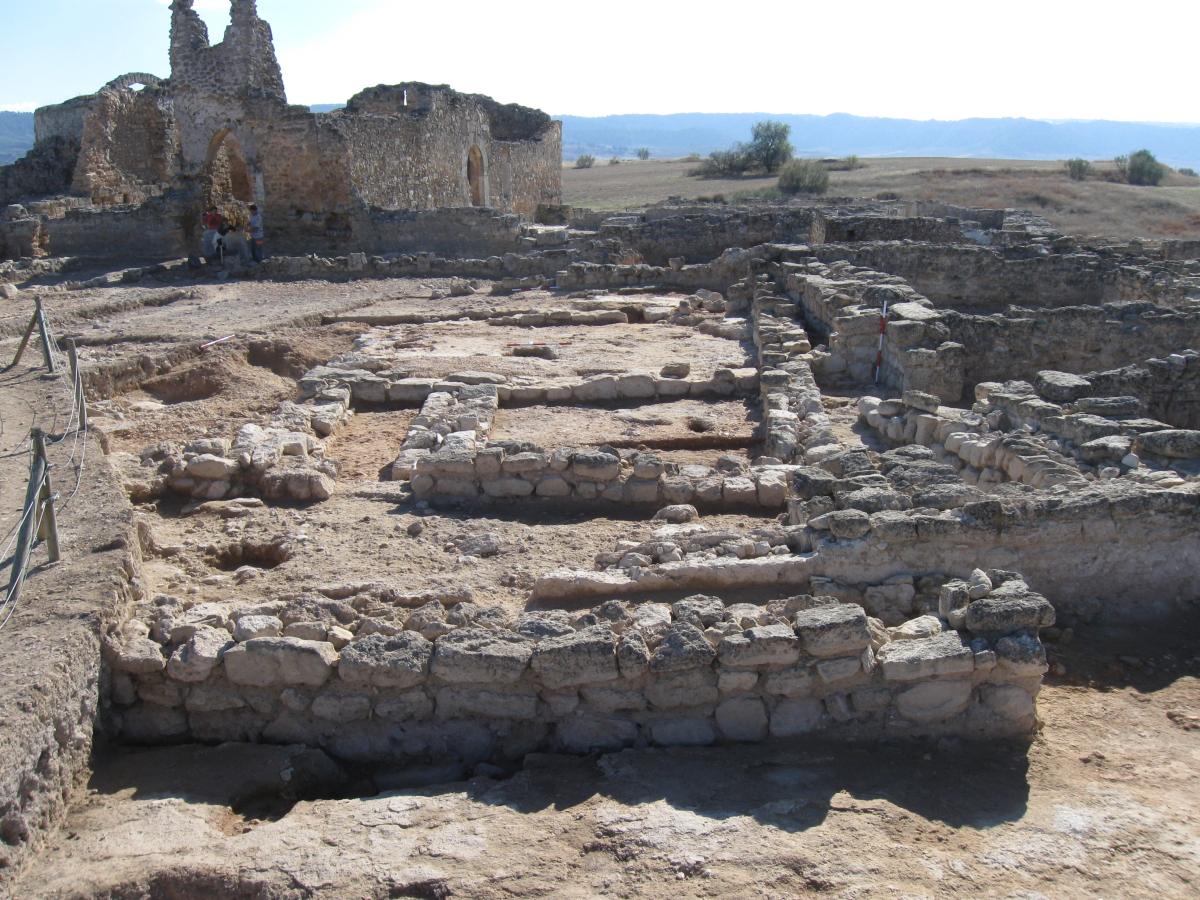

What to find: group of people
left=201, top=204, right=265, bottom=265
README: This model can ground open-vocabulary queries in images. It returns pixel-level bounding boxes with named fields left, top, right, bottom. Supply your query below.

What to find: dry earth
left=563, top=158, right=1200, bottom=241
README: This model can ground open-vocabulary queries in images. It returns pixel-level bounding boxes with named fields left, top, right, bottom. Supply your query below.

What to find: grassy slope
left=563, top=157, right=1200, bottom=241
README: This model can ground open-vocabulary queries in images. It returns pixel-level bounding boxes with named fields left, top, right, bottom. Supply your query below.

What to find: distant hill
left=0, top=111, right=35, bottom=164
left=557, top=112, right=1200, bottom=169
left=3, top=107, right=1197, bottom=170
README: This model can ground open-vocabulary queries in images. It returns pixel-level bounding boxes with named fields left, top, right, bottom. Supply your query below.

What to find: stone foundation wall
left=107, top=578, right=1052, bottom=763
left=1084, top=351, right=1200, bottom=430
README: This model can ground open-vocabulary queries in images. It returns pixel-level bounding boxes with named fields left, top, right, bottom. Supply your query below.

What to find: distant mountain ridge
left=0, top=111, right=35, bottom=165
left=3, top=108, right=1197, bottom=169
left=556, top=112, right=1200, bottom=169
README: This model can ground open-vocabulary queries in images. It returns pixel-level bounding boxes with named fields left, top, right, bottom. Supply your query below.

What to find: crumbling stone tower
left=169, top=0, right=286, bottom=103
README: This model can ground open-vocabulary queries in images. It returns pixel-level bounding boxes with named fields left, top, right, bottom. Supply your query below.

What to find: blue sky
left=2, top=0, right=1198, bottom=122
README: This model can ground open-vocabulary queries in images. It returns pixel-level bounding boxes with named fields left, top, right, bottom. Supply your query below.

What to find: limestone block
left=185, top=684, right=246, bottom=714
left=718, top=671, right=759, bottom=695
left=718, top=624, right=801, bottom=669
left=111, top=636, right=167, bottom=675
left=616, top=631, right=650, bottom=678
left=645, top=669, right=718, bottom=709
left=902, top=390, right=941, bottom=414
left=223, top=638, right=338, bottom=688
left=617, top=374, right=657, bottom=399
left=434, top=477, right=479, bottom=497
left=574, top=376, right=619, bottom=402
left=965, top=595, right=1055, bottom=635
left=431, top=627, right=533, bottom=684
left=649, top=717, right=716, bottom=746
left=887, top=615, right=943, bottom=642
left=535, top=475, right=571, bottom=497
left=557, top=715, right=639, bottom=752
left=501, top=452, right=547, bottom=475
left=763, top=666, right=816, bottom=697
left=436, top=687, right=538, bottom=720
left=828, top=509, right=871, bottom=539
left=233, top=615, right=283, bottom=642
left=716, top=696, right=769, bottom=741
left=877, top=632, right=974, bottom=682
left=659, top=478, right=697, bottom=505
left=770, top=697, right=825, bottom=737
left=339, top=632, right=432, bottom=689
left=722, top=477, right=758, bottom=505
left=671, top=595, right=726, bottom=628
left=482, top=478, right=535, bottom=498
left=980, top=684, right=1035, bottom=722
left=755, top=469, right=789, bottom=507
left=186, top=454, right=239, bottom=480
left=851, top=687, right=892, bottom=714
left=649, top=623, right=718, bottom=673
left=624, top=479, right=661, bottom=504
left=895, top=680, right=973, bottom=723
left=816, top=654, right=863, bottom=685
left=793, top=605, right=871, bottom=658
left=571, top=450, right=621, bottom=481
left=166, top=627, right=233, bottom=683
left=695, top=477, right=724, bottom=503
left=530, top=626, right=619, bottom=689
left=1136, top=429, right=1200, bottom=459
left=995, top=633, right=1048, bottom=678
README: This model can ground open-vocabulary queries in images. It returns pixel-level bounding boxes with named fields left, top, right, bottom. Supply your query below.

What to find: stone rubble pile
left=106, top=570, right=1054, bottom=761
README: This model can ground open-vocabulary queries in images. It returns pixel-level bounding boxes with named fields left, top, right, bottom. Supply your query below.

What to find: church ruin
left=0, top=0, right=562, bottom=261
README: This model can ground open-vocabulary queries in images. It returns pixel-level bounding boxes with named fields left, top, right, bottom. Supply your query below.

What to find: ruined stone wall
left=39, top=196, right=191, bottom=261
left=602, top=209, right=818, bottom=266
left=1084, top=352, right=1200, bottom=430
left=814, top=214, right=969, bottom=245
left=942, top=304, right=1200, bottom=386
left=107, top=583, right=1051, bottom=762
left=34, top=95, right=93, bottom=145
left=168, top=0, right=286, bottom=104
left=333, top=85, right=561, bottom=218
left=72, top=89, right=178, bottom=205
left=0, top=139, right=79, bottom=207
left=812, top=243, right=1191, bottom=311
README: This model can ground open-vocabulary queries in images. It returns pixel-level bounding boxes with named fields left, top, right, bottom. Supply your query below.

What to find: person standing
left=201, top=206, right=224, bottom=260
left=248, top=204, right=265, bottom=262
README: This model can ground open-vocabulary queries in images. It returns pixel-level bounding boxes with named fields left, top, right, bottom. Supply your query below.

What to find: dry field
left=564, top=157, right=1200, bottom=241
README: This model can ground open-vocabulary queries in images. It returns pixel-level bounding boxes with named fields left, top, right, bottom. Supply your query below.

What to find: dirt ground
left=17, top=612, right=1200, bottom=897
left=563, top=157, right=1200, bottom=241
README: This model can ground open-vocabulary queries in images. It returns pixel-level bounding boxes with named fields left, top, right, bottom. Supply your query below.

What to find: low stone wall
left=106, top=576, right=1052, bottom=762
left=1083, top=350, right=1200, bottom=430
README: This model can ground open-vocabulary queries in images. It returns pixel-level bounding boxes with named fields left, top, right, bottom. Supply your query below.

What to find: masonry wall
left=72, top=89, right=178, bottom=205
left=34, top=96, right=93, bottom=145
left=107, top=586, right=1051, bottom=764
left=942, top=305, right=1200, bottom=386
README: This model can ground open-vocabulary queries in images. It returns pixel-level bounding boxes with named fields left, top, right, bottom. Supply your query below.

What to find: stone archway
left=467, top=146, right=485, bottom=206
left=203, top=129, right=254, bottom=209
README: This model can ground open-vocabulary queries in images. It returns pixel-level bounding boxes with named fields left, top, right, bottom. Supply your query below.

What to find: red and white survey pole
left=873, top=300, right=889, bottom=386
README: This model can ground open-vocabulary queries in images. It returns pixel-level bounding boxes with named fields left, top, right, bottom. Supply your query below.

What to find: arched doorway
left=203, top=129, right=254, bottom=209
left=467, top=146, right=485, bottom=206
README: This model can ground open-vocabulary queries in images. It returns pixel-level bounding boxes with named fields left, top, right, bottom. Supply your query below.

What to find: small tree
left=636, top=148, right=650, bottom=160
left=1125, top=149, right=1166, bottom=186
left=1180, top=167, right=1198, bottom=177
left=746, top=121, right=793, bottom=174
left=1065, top=158, right=1092, bottom=180
left=777, top=159, right=829, bottom=195
left=574, top=154, right=595, bottom=170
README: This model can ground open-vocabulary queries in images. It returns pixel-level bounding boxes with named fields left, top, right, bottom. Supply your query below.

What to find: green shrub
left=574, top=154, right=595, bottom=169
left=683, top=152, right=702, bottom=162
left=1179, top=167, right=1197, bottom=177
left=636, top=148, right=651, bottom=160
left=690, top=147, right=752, bottom=178
left=746, top=121, right=794, bottom=174
left=1065, top=158, right=1092, bottom=180
left=1125, top=149, right=1165, bottom=186
left=608, top=156, right=621, bottom=166
left=827, top=154, right=864, bottom=171
left=777, top=159, right=829, bottom=195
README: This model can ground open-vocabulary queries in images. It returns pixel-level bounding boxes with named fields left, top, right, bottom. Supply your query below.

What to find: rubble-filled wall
left=1083, top=353, right=1200, bottom=430
left=71, top=87, right=178, bottom=205
left=107, top=577, right=1052, bottom=761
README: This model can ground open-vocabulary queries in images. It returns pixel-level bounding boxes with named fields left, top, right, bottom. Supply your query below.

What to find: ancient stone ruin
left=0, top=0, right=561, bottom=262
left=1, top=4, right=1199, bottom=896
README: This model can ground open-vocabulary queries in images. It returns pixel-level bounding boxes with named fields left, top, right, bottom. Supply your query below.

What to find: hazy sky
left=1, top=0, right=1197, bottom=122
